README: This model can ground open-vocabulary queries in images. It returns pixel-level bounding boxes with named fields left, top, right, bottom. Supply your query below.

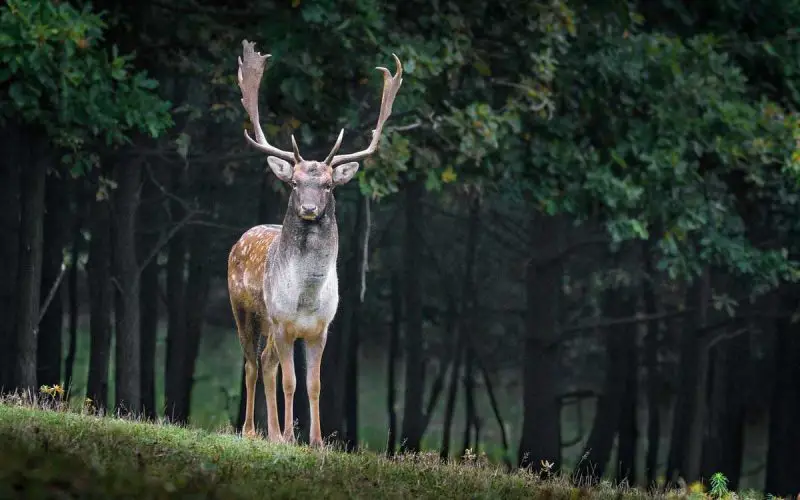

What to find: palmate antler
left=324, top=54, right=404, bottom=167
left=238, top=40, right=301, bottom=163
left=237, top=40, right=403, bottom=166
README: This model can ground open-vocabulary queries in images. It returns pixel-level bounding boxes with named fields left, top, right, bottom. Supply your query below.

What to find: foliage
left=167, top=1, right=576, bottom=199
left=485, top=5, right=800, bottom=292
left=0, top=0, right=172, bottom=174
left=709, top=472, right=730, bottom=499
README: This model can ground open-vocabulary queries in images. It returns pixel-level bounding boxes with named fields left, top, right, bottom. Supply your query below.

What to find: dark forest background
left=2, top=0, right=800, bottom=495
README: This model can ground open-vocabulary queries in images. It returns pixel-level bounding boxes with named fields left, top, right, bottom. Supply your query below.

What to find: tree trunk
left=173, top=219, right=213, bottom=423
left=576, top=286, right=636, bottom=482
left=343, top=194, right=366, bottom=451
left=344, top=306, right=360, bottom=451
left=138, top=173, right=161, bottom=418
left=764, top=292, right=800, bottom=497
left=164, top=164, right=187, bottom=420
left=616, top=314, right=639, bottom=484
left=175, top=153, right=219, bottom=424
left=440, top=340, right=463, bottom=460
left=666, top=272, right=709, bottom=483
left=15, top=143, right=48, bottom=394
left=700, top=335, right=746, bottom=489
left=458, top=196, right=481, bottom=460
left=460, top=345, right=477, bottom=459
left=386, top=272, right=401, bottom=456
left=642, top=244, right=661, bottom=486
left=86, top=173, right=113, bottom=410
left=400, top=179, right=426, bottom=453
left=476, top=349, right=513, bottom=469
left=37, top=171, right=66, bottom=388
left=320, top=318, right=344, bottom=437
left=518, top=214, right=564, bottom=470
left=0, top=123, right=22, bottom=393
left=113, top=159, right=142, bottom=414
left=325, top=198, right=363, bottom=443
left=64, top=180, right=84, bottom=396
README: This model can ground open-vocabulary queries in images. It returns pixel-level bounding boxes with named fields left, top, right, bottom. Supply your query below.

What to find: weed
left=709, top=472, right=730, bottom=499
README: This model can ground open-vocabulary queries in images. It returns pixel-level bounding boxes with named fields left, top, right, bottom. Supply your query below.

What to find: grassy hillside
left=59, top=317, right=770, bottom=488
left=0, top=401, right=695, bottom=499
left=62, top=317, right=539, bottom=462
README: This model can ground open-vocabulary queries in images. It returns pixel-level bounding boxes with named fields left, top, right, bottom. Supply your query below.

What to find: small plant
left=39, top=385, right=64, bottom=398
left=82, top=397, right=96, bottom=415
left=38, top=385, right=66, bottom=411
left=687, top=480, right=707, bottom=500
left=709, top=472, right=730, bottom=499
left=540, top=459, right=555, bottom=480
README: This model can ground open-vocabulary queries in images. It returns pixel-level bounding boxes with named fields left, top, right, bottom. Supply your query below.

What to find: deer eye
left=291, top=181, right=298, bottom=189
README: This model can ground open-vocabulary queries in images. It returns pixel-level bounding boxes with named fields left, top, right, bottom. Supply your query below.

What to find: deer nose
left=300, top=204, right=318, bottom=215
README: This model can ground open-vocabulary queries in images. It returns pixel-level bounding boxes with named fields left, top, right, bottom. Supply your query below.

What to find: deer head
left=237, top=40, right=403, bottom=221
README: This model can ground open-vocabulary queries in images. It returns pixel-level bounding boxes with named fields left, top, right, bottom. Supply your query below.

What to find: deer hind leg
left=260, top=319, right=283, bottom=443
left=305, top=330, right=328, bottom=447
left=235, top=307, right=258, bottom=439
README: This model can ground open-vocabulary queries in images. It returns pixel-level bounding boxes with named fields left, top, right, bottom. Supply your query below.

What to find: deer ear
left=332, top=162, right=360, bottom=185
left=267, top=156, right=293, bottom=182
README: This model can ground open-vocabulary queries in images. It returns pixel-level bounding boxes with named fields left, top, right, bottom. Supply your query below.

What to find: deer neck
left=274, top=196, right=338, bottom=283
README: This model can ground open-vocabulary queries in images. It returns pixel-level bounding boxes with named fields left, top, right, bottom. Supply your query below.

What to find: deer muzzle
left=300, top=204, right=319, bottom=220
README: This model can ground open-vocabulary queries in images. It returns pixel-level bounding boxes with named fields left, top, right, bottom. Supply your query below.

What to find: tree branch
left=137, top=209, right=200, bottom=276
left=559, top=309, right=692, bottom=337
left=37, top=263, right=67, bottom=326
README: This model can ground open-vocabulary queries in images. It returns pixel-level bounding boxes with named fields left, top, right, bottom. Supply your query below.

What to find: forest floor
left=0, top=400, right=734, bottom=499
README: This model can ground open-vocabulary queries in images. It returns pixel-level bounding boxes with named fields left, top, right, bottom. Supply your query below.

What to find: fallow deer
left=227, top=40, right=403, bottom=446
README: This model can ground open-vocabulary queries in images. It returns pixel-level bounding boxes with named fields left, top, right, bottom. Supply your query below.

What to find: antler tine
left=238, top=40, right=297, bottom=163
left=328, top=54, right=404, bottom=167
left=290, top=134, right=304, bottom=163
left=324, top=128, right=345, bottom=165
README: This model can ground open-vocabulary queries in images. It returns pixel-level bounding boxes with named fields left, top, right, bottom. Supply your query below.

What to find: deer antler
left=238, top=40, right=297, bottom=163
left=327, top=54, right=403, bottom=167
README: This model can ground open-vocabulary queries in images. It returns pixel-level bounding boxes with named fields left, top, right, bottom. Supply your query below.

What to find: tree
left=0, top=0, right=171, bottom=399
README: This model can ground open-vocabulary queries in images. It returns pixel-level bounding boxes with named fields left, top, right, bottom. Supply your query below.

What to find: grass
left=62, top=317, right=536, bottom=462
left=60, top=316, right=771, bottom=491
left=0, top=400, right=668, bottom=500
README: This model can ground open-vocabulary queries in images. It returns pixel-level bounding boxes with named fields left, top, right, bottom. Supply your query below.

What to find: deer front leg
left=305, top=332, right=327, bottom=447
left=260, top=324, right=283, bottom=443
left=275, top=333, right=297, bottom=443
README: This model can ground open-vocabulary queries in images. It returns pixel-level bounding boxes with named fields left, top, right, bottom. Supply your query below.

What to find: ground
left=62, top=317, right=769, bottom=489
left=0, top=402, right=669, bottom=499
